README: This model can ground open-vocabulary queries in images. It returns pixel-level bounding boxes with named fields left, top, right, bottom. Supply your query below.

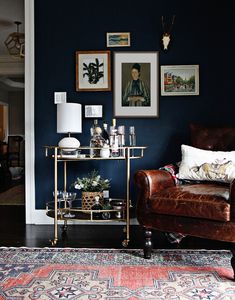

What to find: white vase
left=100, top=145, right=110, bottom=158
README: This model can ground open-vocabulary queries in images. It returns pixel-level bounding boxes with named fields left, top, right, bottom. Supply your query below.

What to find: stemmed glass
left=64, top=192, right=77, bottom=218
left=53, top=190, right=64, bottom=216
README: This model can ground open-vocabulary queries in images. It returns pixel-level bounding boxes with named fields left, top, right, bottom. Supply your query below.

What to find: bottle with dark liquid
left=102, top=190, right=112, bottom=220
left=102, top=122, right=109, bottom=144
left=91, top=196, right=103, bottom=220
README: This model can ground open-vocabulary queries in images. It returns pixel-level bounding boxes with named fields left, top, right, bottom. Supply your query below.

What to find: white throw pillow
left=177, top=145, right=235, bottom=183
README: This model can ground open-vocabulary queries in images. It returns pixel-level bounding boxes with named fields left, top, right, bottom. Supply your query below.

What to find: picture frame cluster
left=75, top=32, right=199, bottom=118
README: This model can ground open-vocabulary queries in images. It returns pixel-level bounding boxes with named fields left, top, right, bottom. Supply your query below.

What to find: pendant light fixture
left=4, top=21, right=25, bottom=58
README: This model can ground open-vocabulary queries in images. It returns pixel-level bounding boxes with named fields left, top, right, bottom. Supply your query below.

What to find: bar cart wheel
left=122, top=239, right=129, bottom=247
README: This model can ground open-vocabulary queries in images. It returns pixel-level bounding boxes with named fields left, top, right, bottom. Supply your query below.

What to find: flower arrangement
left=73, top=170, right=110, bottom=192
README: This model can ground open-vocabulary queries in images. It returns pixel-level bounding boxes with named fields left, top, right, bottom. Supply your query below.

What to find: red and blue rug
left=0, top=247, right=235, bottom=299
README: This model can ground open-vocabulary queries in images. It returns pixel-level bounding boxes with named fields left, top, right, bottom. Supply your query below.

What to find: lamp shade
left=57, top=103, right=82, bottom=133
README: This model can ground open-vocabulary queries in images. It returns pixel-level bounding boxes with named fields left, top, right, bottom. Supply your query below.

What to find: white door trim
left=25, top=0, right=36, bottom=224
left=24, top=0, right=55, bottom=224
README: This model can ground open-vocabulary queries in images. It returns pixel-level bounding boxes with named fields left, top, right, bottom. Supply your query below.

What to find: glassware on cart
left=102, top=191, right=112, bottom=220
left=129, top=126, right=136, bottom=156
left=53, top=190, right=64, bottom=216
left=63, top=192, right=77, bottom=218
left=111, top=199, right=125, bottom=219
left=91, top=196, right=103, bottom=220
left=90, top=126, right=105, bottom=157
left=118, top=125, right=125, bottom=157
left=109, top=119, right=119, bottom=157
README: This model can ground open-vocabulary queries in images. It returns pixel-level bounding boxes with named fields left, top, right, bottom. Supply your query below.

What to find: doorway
left=0, top=0, right=25, bottom=206
left=0, top=102, right=8, bottom=142
left=0, top=92, right=25, bottom=205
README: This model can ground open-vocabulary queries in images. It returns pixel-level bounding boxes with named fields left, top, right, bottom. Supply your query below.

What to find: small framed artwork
left=76, top=50, right=111, bottom=91
left=113, top=51, right=159, bottom=118
left=106, top=32, right=131, bottom=47
left=84, top=105, right=103, bottom=118
left=161, top=65, right=199, bottom=96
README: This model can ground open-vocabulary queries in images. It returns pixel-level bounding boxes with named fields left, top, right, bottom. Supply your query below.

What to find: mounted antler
left=161, top=15, right=176, bottom=51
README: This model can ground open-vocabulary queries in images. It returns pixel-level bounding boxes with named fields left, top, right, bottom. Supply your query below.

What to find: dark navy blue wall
left=35, top=0, right=235, bottom=209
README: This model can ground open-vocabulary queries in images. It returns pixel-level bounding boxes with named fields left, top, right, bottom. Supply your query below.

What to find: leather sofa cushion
left=149, top=183, right=230, bottom=221
left=190, top=124, right=235, bottom=151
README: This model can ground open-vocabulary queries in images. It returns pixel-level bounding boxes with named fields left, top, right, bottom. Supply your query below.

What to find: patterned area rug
left=0, top=248, right=235, bottom=299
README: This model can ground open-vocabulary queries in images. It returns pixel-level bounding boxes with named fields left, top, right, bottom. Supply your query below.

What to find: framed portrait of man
left=114, top=52, right=159, bottom=118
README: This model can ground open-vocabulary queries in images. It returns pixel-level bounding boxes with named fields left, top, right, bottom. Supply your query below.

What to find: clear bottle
left=91, top=196, right=103, bottom=220
left=118, top=125, right=125, bottom=157
left=90, top=119, right=98, bottom=137
left=90, top=126, right=105, bottom=157
left=109, top=119, right=119, bottom=157
left=129, top=126, right=136, bottom=156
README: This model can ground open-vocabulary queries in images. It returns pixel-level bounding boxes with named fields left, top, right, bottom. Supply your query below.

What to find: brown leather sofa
left=135, top=124, right=235, bottom=279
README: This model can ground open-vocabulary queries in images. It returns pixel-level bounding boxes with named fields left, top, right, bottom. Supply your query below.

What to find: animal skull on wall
left=161, top=15, right=175, bottom=51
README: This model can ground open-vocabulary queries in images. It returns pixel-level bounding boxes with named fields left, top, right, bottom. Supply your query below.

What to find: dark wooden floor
left=0, top=206, right=231, bottom=250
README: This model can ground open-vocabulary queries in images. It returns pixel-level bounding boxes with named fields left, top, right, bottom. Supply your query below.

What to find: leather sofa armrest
left=230, top=178, right=235, bottom=221
left=134, top=169, right=175, bottom=200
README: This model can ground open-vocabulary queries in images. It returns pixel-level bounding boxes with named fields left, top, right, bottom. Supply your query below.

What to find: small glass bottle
left=129, top=126, right=136, bottom=156
left=90, top=119, right=98, bottom=137
left=109, top=119, right=119, bottom=157
left=118, top=125, right=125, bottom=157
left=90, top=126, right=105, bottom=157
left=92, top=196, right=103, bottom=220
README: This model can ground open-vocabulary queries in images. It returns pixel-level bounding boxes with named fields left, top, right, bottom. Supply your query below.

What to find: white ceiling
left=0, top=0, right=24, bottom=56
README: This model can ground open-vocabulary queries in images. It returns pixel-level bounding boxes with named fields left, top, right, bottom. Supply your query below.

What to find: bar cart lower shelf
left=46, top=198, right=132, bottom=247
left=44, top=146, right=146, bottom=247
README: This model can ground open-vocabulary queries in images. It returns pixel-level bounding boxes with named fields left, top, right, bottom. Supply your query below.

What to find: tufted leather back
left=190, top=124, right=235, bottom=151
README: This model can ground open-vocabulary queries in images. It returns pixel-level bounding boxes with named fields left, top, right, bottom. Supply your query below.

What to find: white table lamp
left=57, top=103, right=82, bottom=149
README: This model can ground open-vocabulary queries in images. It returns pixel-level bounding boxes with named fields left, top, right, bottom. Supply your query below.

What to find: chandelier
left=4, top=21, right=25, bottom=58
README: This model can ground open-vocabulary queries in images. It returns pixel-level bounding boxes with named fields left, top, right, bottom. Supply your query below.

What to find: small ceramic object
left=100, top=144, right=110, bottom=158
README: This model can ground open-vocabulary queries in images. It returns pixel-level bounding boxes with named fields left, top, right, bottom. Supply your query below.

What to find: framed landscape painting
left=106, top=32, right=130, bottom=47
left=114, top=51, right=159, bottom=118
left=161, top=65, right=199, bottom=96
left=76, top=50, right=111, bottom=91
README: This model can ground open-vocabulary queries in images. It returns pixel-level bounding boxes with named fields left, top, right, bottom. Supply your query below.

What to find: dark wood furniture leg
left=144, top=228, right=152, bottom=259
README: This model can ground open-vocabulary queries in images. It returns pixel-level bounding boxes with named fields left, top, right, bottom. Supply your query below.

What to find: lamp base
left=58, top=137, right=80, bottom=151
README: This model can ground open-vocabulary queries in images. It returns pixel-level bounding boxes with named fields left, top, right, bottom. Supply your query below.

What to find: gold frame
left=76, top=50, right=111, bottom=92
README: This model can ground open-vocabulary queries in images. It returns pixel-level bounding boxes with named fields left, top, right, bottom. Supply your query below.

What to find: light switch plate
left=54, top=92, right=67, bottom=104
